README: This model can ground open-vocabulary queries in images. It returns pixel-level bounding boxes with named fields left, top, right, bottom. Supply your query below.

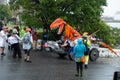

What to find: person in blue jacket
left=73, top=38, right=86, bottom=77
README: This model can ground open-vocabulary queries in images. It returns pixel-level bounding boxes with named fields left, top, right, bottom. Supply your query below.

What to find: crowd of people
left=0, top=25, right=97, bottom=77
left=0, top=26, right=39, bottom=63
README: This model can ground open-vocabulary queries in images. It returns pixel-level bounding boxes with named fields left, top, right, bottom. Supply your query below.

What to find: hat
left=83, top=32, right=88, bottom=35
left=25, top=28, right=31, bottom=32
left=12, top=29, right=18, bottom=34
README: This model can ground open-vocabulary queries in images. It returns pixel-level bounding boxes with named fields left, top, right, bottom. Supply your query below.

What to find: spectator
left=8, top=29, right=22, bottom=59
left=0, top=26, right=7, bottom=56
left=22, top=27, right=33, bottom=63
left=31, top=29, right=39, bottom=50
left=14, top=25, right=20, bottom=36
left=41, top=28, right=48, bottom=51
left=73, top=38, right=86, bottom=77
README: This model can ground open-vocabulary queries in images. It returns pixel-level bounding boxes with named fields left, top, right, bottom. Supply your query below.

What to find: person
left=20, top=27, right=26, bottom=38
left=22, top=27, right=33, bottom=63
left=31, top=29, right=39, bottom=50
left=0, top=26, right=7, bottom=56
left=14, top=25, right=20, bottom=36
left=7, top=29, right=22, bottom=59
left=82, top=34, right=91, bottom=69
left=41, top=28, right=48, bottom=51
left=67, top=34, right=79, bottom=60
left=7, top=27, right=13, bottom=50
left=73, top=38, right=86, bottom=77
left=90, top=34, right=97, bottom=44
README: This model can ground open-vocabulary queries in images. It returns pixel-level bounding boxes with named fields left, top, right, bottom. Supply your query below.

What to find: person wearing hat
left=22, top=27, right=33, bottom=63
left=7, top=29, right=22, bottom=59
left=82, top=34, right=91, bottom=69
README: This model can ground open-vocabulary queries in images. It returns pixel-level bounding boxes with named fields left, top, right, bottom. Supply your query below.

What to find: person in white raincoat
left=7, top=29, right=22, bottom=59
left=22, top=27, right=33, bottom=63
left=0, top=26, right=7, bottom=56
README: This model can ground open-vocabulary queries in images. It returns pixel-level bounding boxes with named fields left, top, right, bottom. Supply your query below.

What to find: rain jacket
left=73, top=39, right=86, bottom=58
left=22, top=32, right=33, bottom=50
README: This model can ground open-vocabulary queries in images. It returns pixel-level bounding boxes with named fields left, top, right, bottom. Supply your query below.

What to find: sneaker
left=85, top=65, right=88, bottom=69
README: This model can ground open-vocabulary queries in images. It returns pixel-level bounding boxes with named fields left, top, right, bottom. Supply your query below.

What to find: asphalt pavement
left=0, top=48, right=120, bottom=80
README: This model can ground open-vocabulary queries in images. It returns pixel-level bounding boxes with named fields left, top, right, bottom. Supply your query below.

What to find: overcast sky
left=102, top=0, right=120, bottom=19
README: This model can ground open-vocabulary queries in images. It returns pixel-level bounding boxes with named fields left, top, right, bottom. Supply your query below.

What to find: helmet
left=25, top=28, right=31, bottom=32
left=82, top=34, right=87, bottom=38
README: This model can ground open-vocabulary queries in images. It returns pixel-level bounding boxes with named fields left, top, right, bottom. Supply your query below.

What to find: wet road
left=0, top=49, right=120, bottom=80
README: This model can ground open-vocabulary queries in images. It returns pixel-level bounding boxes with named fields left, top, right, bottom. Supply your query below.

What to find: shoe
left=26, top=60, right=32, bottom=63
left=75, top=74, right=79, bottom=77
left=1, top=53, right=6, bottom=56
left=85, top=65, right=88, bottom=69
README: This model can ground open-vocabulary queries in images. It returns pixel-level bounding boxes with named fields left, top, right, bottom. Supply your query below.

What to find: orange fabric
left=101, top=42, right=119, bottom=57
left=50, top=18, right=119, bottom=57
left=50, top=18, right=82, bottom=41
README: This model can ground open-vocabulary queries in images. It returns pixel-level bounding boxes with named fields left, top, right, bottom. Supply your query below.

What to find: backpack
left=83, top=40, right=90, bottom=55
left=22, top=34, right=30, bottom=44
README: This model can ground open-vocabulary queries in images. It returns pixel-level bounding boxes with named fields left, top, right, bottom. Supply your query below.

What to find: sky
left=102, top=0, right=120, bottom=20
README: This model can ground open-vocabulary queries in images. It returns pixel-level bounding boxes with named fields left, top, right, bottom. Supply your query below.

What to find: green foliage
left=0, top=5, right=11, bottom=20
left=9, top=0, right=114, bottom=45
left=110, top=27, right=120, bottom=45
left=97, top=20, right=113, bottom=45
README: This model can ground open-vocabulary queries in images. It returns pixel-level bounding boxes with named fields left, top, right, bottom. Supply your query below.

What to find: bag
left=80, top=56, right=86, bottom=62
left=83, top=40, right=90, bottom=55
left=84, top=48, right=90, bottom=55
left=22, top=35, right=30, bottom=44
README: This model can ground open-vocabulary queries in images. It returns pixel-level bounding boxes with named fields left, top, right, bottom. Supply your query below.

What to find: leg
left=12, top=44, right=17, bottom=58
left=16, top=44, right=22, bottom=58
left=67, top=47, right=73, bottom=60
left=24, top=50, right=27, bottom=60
left=32, top=40, right=35, bottom=50
left=0, top=47, right=5, bottom=56
left=40, top=40, right=44, bottom=51
left=26, top=49, right=31, bottom=62
left=80, top=62, right=83, bottom=77
left=34, top=40, right=37, bottom=50
left=75, top=62, right=80, bottom=76
left=85, top=55, right=89, bottom=69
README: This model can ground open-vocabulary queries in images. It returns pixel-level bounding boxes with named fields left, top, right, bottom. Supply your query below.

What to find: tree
left=110, top=27, right=120, bottom=46
left=9, top=0, right=114, bottom=45
left=9, top=0, right=106, bottom=27
left=0, top=4, right=11, bottom=23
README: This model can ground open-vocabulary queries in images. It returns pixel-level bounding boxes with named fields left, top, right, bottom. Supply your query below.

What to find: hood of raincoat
left=77, top=38, right=82, bottom=44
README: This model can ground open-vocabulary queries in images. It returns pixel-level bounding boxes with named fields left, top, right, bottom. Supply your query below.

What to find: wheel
left=89, top=48, right=99, bottom=62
